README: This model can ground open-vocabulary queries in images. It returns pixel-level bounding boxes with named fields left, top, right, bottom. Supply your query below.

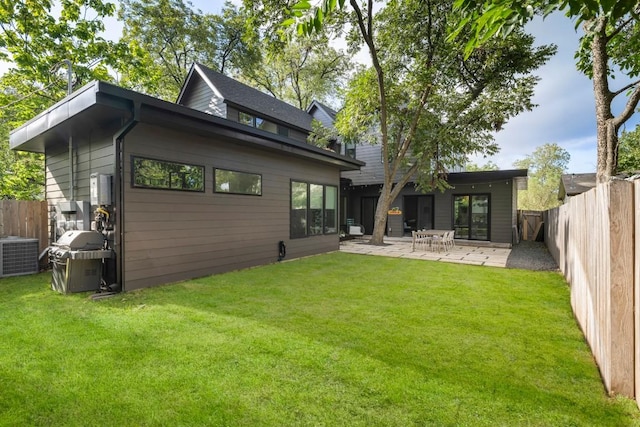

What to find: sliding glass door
left=453, top=195, right=490, bottom=240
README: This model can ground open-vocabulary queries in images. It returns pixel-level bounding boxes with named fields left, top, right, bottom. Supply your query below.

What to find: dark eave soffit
left=10, top=80, right=363, bottom=172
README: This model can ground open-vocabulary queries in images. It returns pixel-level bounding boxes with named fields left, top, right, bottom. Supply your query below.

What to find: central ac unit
left=0, top=237, right=39, bottom=278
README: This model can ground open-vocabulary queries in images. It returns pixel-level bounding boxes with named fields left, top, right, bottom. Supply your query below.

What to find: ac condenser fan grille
left=0, top=239, right=39, bottom=277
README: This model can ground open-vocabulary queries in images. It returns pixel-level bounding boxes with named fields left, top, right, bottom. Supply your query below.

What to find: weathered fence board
left=545, top=180, right=634, bottom=398
left=0, top=200, right=48, bottom=252
left=635, top=181, right=640, bottom=407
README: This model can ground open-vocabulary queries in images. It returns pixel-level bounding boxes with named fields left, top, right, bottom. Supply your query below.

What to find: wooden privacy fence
left=519, top=210, right=544, bottom=241
left=545, top=180, right=635, bottom=400
left=0, top=200, right=48, bottom=252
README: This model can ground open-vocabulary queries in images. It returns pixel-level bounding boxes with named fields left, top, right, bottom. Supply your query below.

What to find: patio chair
left=431, top=231, right=454, bottom=253
left=349, top=224, right=365, bottom=239
left=412, top=230, right=432, bottom=251
left=444, top=230, right=455, bottom=251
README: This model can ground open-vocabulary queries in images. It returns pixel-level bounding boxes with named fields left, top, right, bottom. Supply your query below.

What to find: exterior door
left=453, top=194, right=490, bottom=240
left=361, top=196, right=378, bottom=234
left=403, top=195, right=434, bottom=231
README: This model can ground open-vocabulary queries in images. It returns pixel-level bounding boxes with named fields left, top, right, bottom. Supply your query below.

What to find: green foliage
left=118, top=0, right=260, bottom=100
left=514, top=143, right=569, bottom=210
left=1, top=257, right=639, bottom=425
left=0, top=0, right=125, bottom=200
left=465, top=161, right=500, bottom=171
left=450, top=0, right=639, bottom=57
left=335, top=0, right=554, bottom=190
left=618, top=125, right=640, bottom=173
left=240, top=35, right=351, bottom=110
left=284, top=0, right=554, bottom=242
left=450, top=0, right=640, bottom=180
left=307, top=119, right=340, bottom=148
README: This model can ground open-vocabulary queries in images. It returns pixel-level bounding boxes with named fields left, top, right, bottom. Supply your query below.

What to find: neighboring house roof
left=9, top=80, right=364, bottom=172
left=558, top=173, right=597, bottom=200
left=178, top=63, right=314, bottom=132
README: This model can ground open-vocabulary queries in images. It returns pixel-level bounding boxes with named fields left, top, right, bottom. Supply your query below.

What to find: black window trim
left=131, top=155, right=205, bottom=192
left=213, top=167, right=263, bottom=196
left=451, top=192, right=491, bottom=241
left=290, top=180, right=339, bottom=239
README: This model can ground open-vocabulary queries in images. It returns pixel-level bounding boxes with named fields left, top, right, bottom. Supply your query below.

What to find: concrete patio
left=339, top=236, right=512, bottom=268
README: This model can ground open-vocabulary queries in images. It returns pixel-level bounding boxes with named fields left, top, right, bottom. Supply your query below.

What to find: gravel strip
left=506, top=240, right=559, bottom=271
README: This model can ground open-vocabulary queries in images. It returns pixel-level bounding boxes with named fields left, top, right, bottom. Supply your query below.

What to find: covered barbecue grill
left=50, top=230, right=113, bottom=294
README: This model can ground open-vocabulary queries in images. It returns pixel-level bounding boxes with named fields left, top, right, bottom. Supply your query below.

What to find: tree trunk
left=369, top=184, right=391, bottom=245
left=591, top=18, right=616, bottom=182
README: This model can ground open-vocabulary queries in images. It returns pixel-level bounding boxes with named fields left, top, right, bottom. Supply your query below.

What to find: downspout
left=61, top=60, right=74, bottom=200
left=69, top=135, right=74, bottom=200
left=113, top=101, right=141, bottom=291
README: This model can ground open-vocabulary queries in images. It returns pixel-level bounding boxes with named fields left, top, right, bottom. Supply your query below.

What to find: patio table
left=412, top=229, right=451, bottom=252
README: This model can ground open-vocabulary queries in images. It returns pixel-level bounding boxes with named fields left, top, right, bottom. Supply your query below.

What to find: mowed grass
left=1, top=252, right=638, bottom=426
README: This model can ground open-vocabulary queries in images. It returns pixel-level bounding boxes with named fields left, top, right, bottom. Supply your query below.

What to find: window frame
left=131, top=156, right=205, bottom=192
left=452, top=193, right=491, bottom=241
left=238, top=110, right=290, bottom=137
left=213, top=168, right=262, bottom=196
left=290, top=180, right=339, bottom=239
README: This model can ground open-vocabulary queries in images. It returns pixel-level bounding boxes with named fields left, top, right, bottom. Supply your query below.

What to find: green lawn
left=1, top=252, right=639, bottom=426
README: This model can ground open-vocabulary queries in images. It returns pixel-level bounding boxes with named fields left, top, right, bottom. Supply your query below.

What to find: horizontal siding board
left=180, top=76, right=226, bottom=118
left=122, top=123, right=340, bottom=290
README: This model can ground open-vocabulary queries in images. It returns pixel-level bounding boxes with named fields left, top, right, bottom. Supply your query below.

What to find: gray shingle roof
left=195, top=63, right=313, bottom=132
left=558, top=173, right=597, bottom=199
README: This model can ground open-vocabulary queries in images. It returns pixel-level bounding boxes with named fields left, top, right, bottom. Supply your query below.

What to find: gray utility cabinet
left=387, top=212, right=404, bottom=238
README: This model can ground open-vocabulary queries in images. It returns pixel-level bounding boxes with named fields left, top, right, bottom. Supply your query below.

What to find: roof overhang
left=446, top=169, right=528, bottom=185
left=11, top=81, right=364, bottom=172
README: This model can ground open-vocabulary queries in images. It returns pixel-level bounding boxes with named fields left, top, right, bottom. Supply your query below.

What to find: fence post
left=607, top=180, right=634, bottom=396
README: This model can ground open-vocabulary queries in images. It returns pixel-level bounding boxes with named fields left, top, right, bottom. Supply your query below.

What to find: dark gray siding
left=180, top=76, right=227, bottom=118
left=342, top=144, right=382, bottom=186
left=122, top=123, right=340, bottom=291
left=288, top=129, right=308, bottom=143
left=45, top=124, right=117, bottom=239
left=310, top=106, right=334, bottom=128
left=346, top=178, right=515, bottom=244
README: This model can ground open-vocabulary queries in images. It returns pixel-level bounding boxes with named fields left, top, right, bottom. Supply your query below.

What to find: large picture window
left=453, top=194, right=490, bottom=240
left=290, top=181, right=338, bottom=238
left=214, top=168, right=262, bottom=196
left=132, top=156, right=204, bottom=192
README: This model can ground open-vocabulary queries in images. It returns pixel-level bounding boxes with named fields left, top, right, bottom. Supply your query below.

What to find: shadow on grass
left=2, top=256, right=639, bottom=426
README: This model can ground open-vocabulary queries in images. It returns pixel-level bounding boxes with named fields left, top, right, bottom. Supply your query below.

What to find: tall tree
left=451, top=0, right=640, bottom=182
left=240, top=35, right=351, bottom=110
left=289, top=0, right=554, bottom=244
left=513, top=143, right=569, bottom=210
left=118, top=0, right=259, bottom=100
left=0, top=0, right=124, bottom=199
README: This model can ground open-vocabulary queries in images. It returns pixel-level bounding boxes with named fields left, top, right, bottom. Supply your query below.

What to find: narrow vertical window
left=309, top=184, right=323, bottom=235
left=324, top=186, right=337, bottom=234
left=291, top=181, right=308, bottom=238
